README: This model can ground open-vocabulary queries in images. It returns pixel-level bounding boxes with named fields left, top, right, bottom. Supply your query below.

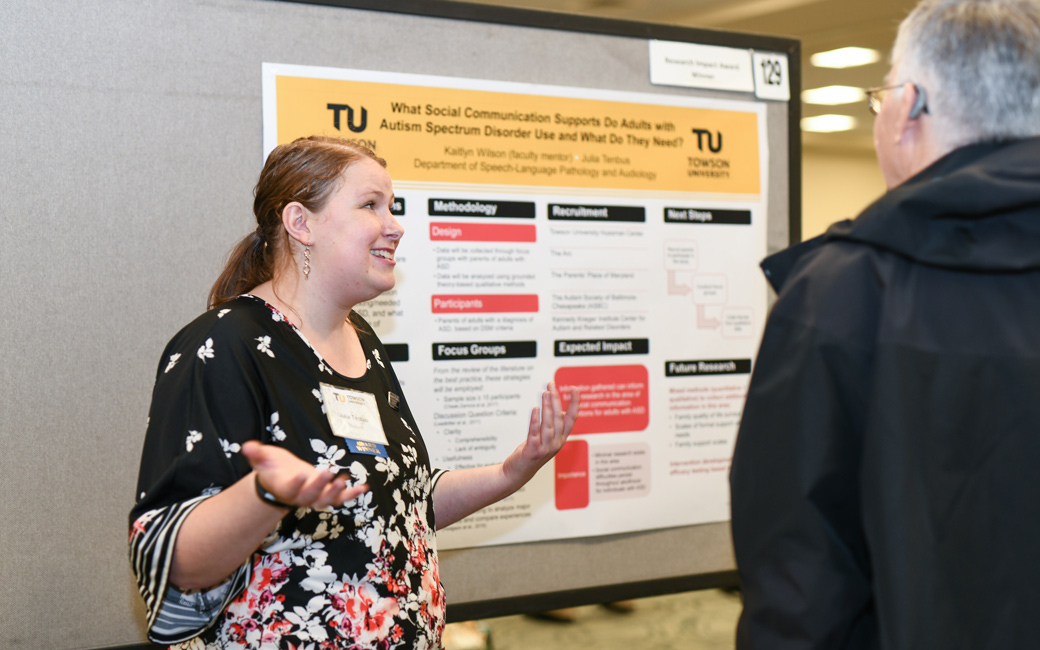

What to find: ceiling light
left=801, top=114, right=857, bottom=133
left=801, top=85, right=866, bottom=105
left=810, top=47, right=881, bottom=69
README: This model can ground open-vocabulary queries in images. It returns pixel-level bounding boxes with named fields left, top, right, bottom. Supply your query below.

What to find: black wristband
left=255, top=474, right=294, bottom=510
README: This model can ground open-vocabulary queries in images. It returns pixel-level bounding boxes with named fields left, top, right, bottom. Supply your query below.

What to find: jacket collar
left=764, top=136, right=1040, bottom=292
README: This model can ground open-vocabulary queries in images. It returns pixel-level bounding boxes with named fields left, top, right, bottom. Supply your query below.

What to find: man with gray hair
left=729, top=0, right=1040, bottom=647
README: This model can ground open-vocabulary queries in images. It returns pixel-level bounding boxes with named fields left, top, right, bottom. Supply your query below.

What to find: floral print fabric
left=129, top=295, right=445, bottom=649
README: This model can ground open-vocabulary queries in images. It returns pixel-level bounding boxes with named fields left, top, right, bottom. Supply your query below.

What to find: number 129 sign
left=752, top=52, right=790, bottom=101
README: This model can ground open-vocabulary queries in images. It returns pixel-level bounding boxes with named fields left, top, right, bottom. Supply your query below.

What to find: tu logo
left=327, top=103, right=368, bottom=133
left=690, top=128, right=723, bottom=153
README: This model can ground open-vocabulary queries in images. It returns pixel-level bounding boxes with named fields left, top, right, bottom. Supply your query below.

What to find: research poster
left=262, top=64, right=770, bottom=549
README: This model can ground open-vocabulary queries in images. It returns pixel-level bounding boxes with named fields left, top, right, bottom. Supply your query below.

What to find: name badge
left=320, top=383, right=388, bottom=457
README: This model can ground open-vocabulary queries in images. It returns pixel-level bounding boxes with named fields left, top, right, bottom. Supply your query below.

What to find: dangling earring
left=303, top=246, right=311, bottom=279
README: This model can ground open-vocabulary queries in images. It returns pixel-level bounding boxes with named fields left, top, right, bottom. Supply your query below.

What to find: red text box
left=431, top=294, right=539, bottom=313
left=429, top=222, right=537, bottom=242
left=555, top=365, right=650, bottom=434
left=554, top=439, right=590, bottom=510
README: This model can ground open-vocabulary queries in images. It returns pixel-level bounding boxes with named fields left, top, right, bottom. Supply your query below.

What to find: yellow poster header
left=275, top=75, right=760, bottom=195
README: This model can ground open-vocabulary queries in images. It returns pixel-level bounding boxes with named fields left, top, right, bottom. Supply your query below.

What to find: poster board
left=0, top=0, right=798, bottom=647
left=262, top=64, right=768, bottom=550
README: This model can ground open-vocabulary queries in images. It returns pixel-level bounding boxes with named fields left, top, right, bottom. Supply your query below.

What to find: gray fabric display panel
left=0, top=0, right=798, bottom=647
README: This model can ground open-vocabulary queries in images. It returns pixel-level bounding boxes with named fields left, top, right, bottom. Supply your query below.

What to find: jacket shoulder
left=770, top=240, right=888, bottom=342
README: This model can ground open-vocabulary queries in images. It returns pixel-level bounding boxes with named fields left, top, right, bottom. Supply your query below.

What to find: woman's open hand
left=502, top=382, right=581, bottom=487
left=242, top=440, right=368, bottom=510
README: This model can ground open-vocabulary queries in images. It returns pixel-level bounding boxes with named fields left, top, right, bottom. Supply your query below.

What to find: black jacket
left=731, top=137, right=1040, bottom=650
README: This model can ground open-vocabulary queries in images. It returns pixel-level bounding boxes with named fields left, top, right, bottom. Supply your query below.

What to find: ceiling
left=459, top=0, right=922, bottom=152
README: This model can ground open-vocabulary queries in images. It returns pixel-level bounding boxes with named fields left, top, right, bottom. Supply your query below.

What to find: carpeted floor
left=446, top=588, right=743, bottom=650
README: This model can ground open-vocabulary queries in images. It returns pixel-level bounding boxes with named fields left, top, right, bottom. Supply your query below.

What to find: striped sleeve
left=430, top=468, right=448, bottom=491
left=128, top=496, right=251, bottom=645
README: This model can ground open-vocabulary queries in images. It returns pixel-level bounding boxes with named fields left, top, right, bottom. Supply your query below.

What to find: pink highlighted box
left=554, top=439, right=590, bottom=510
left=554, top=365, right=650, bottom=435
left=431, top=294, right=539, bottom=313
left=429, top=222, right=537, bottom=242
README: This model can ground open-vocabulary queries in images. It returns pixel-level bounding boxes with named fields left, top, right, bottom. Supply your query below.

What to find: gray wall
left=0, top=1, right=793, bottom=647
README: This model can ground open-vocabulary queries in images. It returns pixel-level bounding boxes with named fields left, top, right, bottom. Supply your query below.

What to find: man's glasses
left=865, top=83, right=928, bottom=117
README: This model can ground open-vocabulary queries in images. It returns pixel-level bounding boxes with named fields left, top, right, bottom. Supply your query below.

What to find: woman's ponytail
left=207, top=228, right=272, bottom=309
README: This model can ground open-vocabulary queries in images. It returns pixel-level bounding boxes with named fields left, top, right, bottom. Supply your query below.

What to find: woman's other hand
left=242, top=440, right=368, bottom=510
left=502, top=382, right=581, bottom=487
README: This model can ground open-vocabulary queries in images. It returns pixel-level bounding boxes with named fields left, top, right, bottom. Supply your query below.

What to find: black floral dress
left=129, top=295, right=446, bottom=649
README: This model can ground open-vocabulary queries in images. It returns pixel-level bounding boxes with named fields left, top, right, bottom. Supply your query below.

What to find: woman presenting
left=129, top=135, right=580, bottom=649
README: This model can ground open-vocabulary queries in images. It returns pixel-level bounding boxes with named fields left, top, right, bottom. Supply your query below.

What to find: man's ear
left=907, top=84, right=927, bottom=120
left=282, top=202, right=312, bottom=246
left=893, top=82, right=924, bottom=144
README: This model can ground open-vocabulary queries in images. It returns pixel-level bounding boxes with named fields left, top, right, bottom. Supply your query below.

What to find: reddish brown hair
left=208, top=136, right=386, bottom=309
